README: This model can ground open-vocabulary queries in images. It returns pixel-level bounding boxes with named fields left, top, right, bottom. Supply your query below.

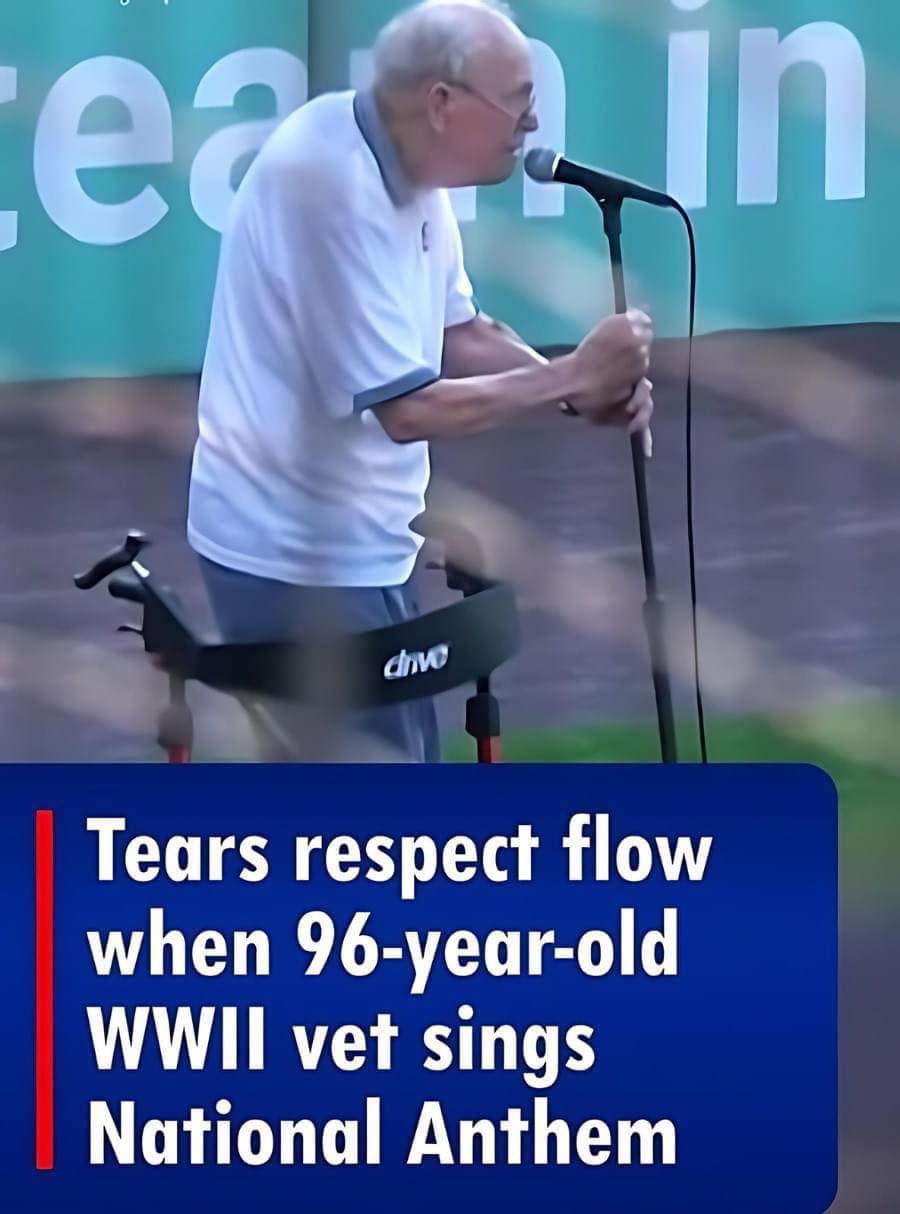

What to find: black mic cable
left=668, top=198, right=708, bottom=764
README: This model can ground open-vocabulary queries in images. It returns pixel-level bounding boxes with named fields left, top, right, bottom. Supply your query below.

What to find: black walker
left=74, top=526, right=520, bottom=764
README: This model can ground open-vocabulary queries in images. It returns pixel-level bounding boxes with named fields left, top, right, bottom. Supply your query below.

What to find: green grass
left=445, top=705, right=900, bottom=898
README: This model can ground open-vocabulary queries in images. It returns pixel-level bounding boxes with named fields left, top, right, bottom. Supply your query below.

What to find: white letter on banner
left=738, top=23, right=867, bottom=206
left=34, top=57, right=172, bottom=244
left=0, top=68, right=18, bottom=250
left=667, top=31, right=710, bottom=209
left=523, top=40, right=565, bottom=218
left=191, top=49, right=308, bottom=233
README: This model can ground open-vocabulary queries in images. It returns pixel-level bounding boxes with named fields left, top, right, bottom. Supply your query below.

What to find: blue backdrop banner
left=0, top=763, right=837, bottom=1213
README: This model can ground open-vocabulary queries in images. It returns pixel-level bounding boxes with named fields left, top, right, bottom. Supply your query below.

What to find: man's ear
left=427, top=82, right=452, bottom=133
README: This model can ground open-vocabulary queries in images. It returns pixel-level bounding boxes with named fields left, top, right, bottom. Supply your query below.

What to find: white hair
left=373, top=0, right=521, bottom=94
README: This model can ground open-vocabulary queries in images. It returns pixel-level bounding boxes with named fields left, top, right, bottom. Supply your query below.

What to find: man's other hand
left=567, top=310, right=653, bottom=420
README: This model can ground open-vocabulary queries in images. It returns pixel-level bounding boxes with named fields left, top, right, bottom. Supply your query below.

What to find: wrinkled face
left=427, top=31, right=539, bottom=187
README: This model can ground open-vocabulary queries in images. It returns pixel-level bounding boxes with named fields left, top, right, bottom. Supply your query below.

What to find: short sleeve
left=442, top=194, right=480, bottom=330
left=264, top=162, right=440, bottom=420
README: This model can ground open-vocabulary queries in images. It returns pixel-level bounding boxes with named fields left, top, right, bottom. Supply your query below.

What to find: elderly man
left=187, top=0, right=653, bottom=762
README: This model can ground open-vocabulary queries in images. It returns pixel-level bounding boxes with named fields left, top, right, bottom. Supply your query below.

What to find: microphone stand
left=600, top=195, right=678, bottom=763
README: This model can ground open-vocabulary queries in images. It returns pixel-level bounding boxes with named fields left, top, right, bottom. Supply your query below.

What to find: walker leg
left=158, top=675, right=194, bottom=764
left=467, top=678, right=503, bottom=765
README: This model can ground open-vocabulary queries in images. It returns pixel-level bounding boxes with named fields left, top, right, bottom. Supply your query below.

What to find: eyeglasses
left=448, top=80, right=538, bottom=129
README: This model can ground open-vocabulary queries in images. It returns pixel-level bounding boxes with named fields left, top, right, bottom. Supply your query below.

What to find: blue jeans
left=198, top=557, right=440, bottom=763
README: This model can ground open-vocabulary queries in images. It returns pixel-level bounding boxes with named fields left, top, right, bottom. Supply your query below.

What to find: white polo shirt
left=187, top=88, right=478, bottom=588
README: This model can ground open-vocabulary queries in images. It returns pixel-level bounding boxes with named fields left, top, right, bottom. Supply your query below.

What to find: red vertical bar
left=35, top=809, right=54, bottom=1171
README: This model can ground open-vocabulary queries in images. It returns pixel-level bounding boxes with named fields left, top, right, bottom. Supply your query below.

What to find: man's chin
left=452, top=154, right=521, bottom=189
left=480, top=157, right=521, bottom=186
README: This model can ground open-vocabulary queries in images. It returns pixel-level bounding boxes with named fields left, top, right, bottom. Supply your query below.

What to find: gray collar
left=353, top=88, right=417, bottom=208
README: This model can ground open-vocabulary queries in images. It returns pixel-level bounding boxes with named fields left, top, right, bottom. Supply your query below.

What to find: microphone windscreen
left=524, top=147, right=559, bottom=183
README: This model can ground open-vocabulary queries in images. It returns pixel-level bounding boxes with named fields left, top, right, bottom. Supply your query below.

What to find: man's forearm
left=376, top=308, right=654, bottom=443
left=442, top=313, right=549, bottom=378
left=375, top=352, right=580, bottom=443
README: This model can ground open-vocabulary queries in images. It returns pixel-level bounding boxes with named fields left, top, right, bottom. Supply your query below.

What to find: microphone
left=525, top=147, right=674, bottom=209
